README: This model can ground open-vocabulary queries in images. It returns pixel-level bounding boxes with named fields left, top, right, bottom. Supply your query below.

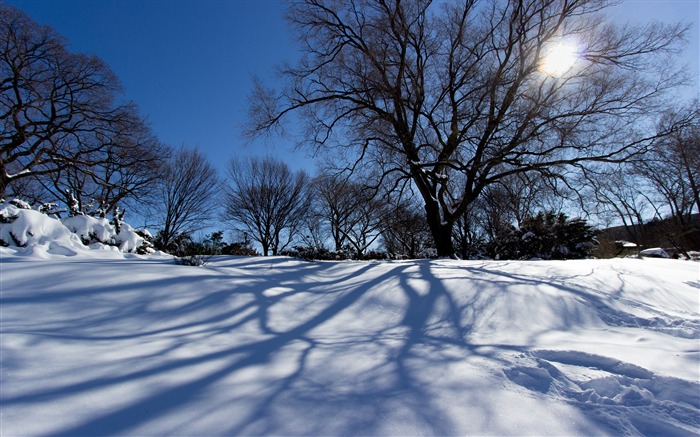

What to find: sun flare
left=540, top=42, right=579, bottom=76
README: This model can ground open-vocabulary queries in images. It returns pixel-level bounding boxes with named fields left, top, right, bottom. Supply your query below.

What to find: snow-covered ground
left=1, top=202, right=699, bottom=436
left=2, top=245, right=699, bottom=436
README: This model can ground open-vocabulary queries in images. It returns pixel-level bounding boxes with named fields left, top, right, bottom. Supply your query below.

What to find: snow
left=1, top=213, right=699, bottom=436
left=639, top=247, right=670, bottom=258
left=62, top=214, right=115, bottom=243
left=521, top=230, right=536, bottom=240
left=1, top=203, right=148, bottom=255
left=0, top=205, right=85, bottom=256
left=619, top=240, right=640, bottom=248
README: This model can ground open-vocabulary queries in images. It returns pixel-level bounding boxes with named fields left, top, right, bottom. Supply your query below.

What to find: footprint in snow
left=503, top=350, right=700, bottom=436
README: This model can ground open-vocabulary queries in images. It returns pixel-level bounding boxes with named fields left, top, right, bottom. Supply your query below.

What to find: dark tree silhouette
left=224, top=156, right=309, bottom=256
left=1, top=4, right=159, bottom=202
left=248, top=0, right=688, bottom=257
left=149, top=146, right=219, bottom=250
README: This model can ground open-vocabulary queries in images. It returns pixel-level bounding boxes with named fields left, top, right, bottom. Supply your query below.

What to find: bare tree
left=298, top=192, right=329, bottom=250
left=633, top=102, right=700, bottom=254
left=583, top=165, right=651, bottom=246
left=40, top=114, right=169, bottom=216
left=638, top=102, right=700, bottom=224
left=1, top=4, right=155, bottom=199
left=149, top=145, right=219, bottom=249
left=224, top=156, right=309, bottom=256
left=381, top=196, right=432, bottom=258
left=314, top=173, right=358, bottom=251
left=312, top=172, right=384, bottom=257
left=585, top=102, right=700, bottom=252
left=248, top=0, right=688, bottom=257
left=340, top=187, right=384, bottom=257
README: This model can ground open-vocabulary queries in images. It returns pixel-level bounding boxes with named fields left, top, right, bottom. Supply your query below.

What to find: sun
left=540, top=42, right=579, bottom=76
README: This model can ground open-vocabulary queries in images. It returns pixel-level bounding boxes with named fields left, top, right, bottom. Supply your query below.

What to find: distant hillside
left=598, top=213, right=700, bottom=255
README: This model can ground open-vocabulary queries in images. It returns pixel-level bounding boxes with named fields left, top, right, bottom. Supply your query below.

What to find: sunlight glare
left=540, top=42, right=579, bottom=76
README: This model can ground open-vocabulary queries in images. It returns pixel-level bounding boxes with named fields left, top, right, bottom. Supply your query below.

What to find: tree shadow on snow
left=1, top=257, right=697, bottom=436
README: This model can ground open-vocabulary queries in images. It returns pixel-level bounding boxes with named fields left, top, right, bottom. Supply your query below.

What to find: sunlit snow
left=1, top=206, right=699, bottom=436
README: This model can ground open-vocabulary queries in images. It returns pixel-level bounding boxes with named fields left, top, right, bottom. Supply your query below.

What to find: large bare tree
left=1, top=4, right=157, bottom=202
left=224, top=156, right=309, bottom=256
left=248, top=0, right=688, bottom=257
left=584, top=101, right=699, bottom=250
left=38, top=112, right=169, bottom=216
left=638, top=102, right=700, bottom=224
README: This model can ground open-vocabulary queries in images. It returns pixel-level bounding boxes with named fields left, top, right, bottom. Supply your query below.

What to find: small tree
left=149, top=146, right=219, bottom=250
left=203, top=231, right=226, bottom=255
left=453, top=205, right=488, bottom=260
left=224, top=156, right=309, bottom=256
left=381, top=197, right=432, bottom=259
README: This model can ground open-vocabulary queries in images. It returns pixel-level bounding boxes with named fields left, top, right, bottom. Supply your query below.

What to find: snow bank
left=1, top=255, right=698, bottom=436
left=639, top=247, right=670, bottom=258
left=0, top=202, right=149, bottom=255
left=62, top=214, right=115, bottom=244
left=0, top=204, right=85, bottom=256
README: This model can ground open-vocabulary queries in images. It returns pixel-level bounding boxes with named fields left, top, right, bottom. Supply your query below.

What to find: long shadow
left=4, top=257, right=696, bottom=436
left=0, top=259, right=559, bottom=434
left=33, top=261, right=407, bottom=436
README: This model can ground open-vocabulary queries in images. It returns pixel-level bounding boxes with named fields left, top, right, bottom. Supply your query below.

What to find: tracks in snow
left=504, top=349, right=700, bottom=436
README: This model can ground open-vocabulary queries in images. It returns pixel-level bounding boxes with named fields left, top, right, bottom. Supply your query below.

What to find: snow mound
left=1, top=203, right=149, bottom=255
left=505, top=349, right=700, bottom=435
left=0, top=204, right=85, bottom=256
left=61, top=214, right=146, bottom=252
left=62, top=214, right=115, bottom=243
left=639, top=247, right=669, bottom=258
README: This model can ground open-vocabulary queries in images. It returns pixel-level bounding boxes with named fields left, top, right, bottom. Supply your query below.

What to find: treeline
left=3, top=2, right=698, bottom=260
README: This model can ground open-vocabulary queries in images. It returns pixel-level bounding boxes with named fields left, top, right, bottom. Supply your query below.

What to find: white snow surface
left=0, top=204, right=147, bottom=255
left=639, top=247, right=670, bottom=258
left=1, top=241, right=699, bottom=435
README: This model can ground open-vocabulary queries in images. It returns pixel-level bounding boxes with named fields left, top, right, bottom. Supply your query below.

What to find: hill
left=598, top=213, right=700, bottom=257
left=1, top=245, right=698, bottom=436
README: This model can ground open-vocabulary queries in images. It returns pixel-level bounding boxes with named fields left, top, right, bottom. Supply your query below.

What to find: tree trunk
left=425, top=202, right=455, bottom=258
left=0, top=165, right=7, bottom=199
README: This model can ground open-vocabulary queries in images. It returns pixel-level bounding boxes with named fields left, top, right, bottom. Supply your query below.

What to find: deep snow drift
left=1, top=244, right=698, bottom=436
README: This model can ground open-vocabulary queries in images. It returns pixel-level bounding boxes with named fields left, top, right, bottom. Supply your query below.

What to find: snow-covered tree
left=489, top=211, right=596, bottom=260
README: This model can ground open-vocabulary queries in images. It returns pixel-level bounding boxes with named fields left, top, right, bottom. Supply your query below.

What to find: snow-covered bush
left=282, top=246, right=392, bottom=261
left=221, top=239, right=259, bottom=256
left=488, top=212, right=597, bottom=260
left=153, top=231, right=194, bottom=257
left=60, top=213, right=149, bottom=253
left=9, top=198, right=32, bottom=209
left=281, top=246, right=351, bottom=261
left=0, top=204, right=85, bottom=250
left=175, top=254, right=209, bottom=266
left=638, top=247, right=670, bottom=258
left=0, top=200, right=153, bottom=254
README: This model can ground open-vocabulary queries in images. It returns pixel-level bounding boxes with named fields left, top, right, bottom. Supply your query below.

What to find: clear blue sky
left=5, top=0, right=307, bottom=173
left=5, top=0, right=700, bottom=178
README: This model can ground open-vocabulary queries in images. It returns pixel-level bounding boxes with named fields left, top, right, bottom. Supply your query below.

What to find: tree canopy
left=248, top=0, right=688, bottom=257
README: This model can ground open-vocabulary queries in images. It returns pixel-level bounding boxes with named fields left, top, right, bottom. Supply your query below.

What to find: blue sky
left=5, top=0, right=700, bottom=178
left=6, top=0, right=305, bottom=172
